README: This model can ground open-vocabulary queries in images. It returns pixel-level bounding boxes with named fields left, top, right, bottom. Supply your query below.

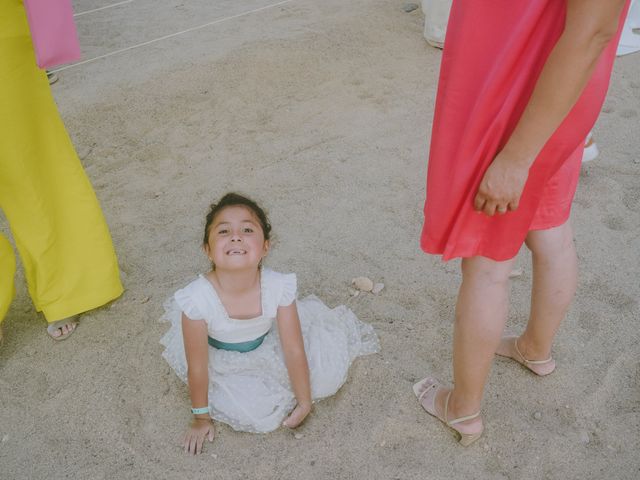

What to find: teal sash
left=208, top=333, right=267, bottom=352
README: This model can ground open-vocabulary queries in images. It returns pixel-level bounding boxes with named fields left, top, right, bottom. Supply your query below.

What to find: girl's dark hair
left=203, top=193, right=272, bottom=245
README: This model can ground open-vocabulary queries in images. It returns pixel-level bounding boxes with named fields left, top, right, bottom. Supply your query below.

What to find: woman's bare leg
left=431, top=255, right=516, bottom=433
left=497, top=222, right=577, bottom=373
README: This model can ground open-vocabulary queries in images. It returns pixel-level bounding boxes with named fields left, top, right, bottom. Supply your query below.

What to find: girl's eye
left=217, top=229, right=228, bottom=235
left=243, top=228, right=254, bottom=233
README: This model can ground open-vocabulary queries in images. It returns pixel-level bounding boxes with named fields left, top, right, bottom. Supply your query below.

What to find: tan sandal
left=413, top=377, right=483, bottom=446
left=496, top=335, right=556, bottom=376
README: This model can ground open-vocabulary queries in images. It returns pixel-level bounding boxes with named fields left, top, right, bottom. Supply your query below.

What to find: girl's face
left=204, top=205, right=269, bottom=271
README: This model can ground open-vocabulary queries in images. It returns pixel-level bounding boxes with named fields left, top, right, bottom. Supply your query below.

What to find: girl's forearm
left=283, top=349, right=312, bottom=405
left=187, top=367, right=209, bottom=414
left=503, top=4, right=624, bottom=167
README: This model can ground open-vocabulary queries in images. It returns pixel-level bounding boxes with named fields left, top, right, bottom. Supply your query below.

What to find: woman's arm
left=276, top=303, right=312, bottom=427
left=181, top=313, right=214, bottom=455
left=474, top=0, right=627, bottom=216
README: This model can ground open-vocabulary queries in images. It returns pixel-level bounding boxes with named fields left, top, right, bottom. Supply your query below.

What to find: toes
left=47, top=319, right=78, bottom=339
left=47, top=326, right=62, bottom=338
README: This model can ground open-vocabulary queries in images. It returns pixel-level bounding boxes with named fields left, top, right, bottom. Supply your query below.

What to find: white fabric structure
left=160, top=268, right=380, bottom=433
left=422, top=0, right=452, bottom=49
left=618, top=0, right=640, bottom=56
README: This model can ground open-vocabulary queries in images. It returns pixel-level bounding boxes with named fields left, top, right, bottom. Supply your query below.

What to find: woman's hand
left=182, top=417, right=215, bottom=455
left=283, top=402, right=312, bottom=429
left=473, top=151, right=530, bottom=216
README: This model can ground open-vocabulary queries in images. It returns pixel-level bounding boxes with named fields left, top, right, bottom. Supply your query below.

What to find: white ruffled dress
left=160, top=268, right=379, bottom=433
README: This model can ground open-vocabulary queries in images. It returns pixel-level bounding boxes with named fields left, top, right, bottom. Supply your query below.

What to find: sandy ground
left=1, top=1, right=639, bottom=478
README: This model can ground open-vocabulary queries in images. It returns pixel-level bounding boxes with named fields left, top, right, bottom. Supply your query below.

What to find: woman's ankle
left=446, top=389, right=482, bottom=421
left=516, top=335, right=552, bottom=361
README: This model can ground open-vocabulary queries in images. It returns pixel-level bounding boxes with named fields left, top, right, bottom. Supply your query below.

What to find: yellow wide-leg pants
left=0, top=0, right=123, bottom=323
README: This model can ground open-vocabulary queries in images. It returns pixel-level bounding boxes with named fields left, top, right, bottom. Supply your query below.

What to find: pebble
left=403, top=3, right=419, bottom=12
left=352, top=277, right=374, bottom=292
left=294, top=433, right=304, bottom=440
left=380, top=440, right=386, bottom=447
left=1, top=434, right=8, bottom=443
left=210, top=453, right=218, bottom=459
left=579, top=431, right=590, bottom=444
left=140, top=296, right=150, bottom=304
left=372, top=283, right=385, bottom=295
left=348, top=288, right=360, bottom=297
left=406, top=324, right=413, bottom=330
left=532, top=411, right=542, bottom=421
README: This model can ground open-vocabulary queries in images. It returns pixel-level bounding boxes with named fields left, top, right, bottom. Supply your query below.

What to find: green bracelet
left=191, top=406, right=209, bottom=415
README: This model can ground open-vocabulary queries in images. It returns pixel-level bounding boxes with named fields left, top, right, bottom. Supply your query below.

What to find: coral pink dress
left=421, top=0, right=630, bottom=261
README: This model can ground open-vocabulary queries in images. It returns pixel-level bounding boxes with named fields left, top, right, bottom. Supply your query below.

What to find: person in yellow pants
left=0, top=0, right=123, bottom=342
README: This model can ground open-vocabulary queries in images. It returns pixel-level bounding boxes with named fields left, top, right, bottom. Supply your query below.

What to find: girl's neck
left=209, top=267, right=260, bottom=295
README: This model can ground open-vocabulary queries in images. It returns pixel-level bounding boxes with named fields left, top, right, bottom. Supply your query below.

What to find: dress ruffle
left=160, top=294, right=379, bottom=433
left=278, top=273, right=297, bottom=306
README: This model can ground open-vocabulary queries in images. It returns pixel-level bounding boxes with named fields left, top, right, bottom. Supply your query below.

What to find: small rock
left=372, top=283, right=385, bottom=295
left=140, top=296, right=150, bottom=304
left=210, top=453, right=218, bottom=459
left=509, top=268, right=523, bottom=278
left=1, top=434, right=8, bottom=443
left=403, top=3, right=419, bottom=12
left=579, top=431, right=590, bottom=444
left=380, top=440, right=386, bottom=447
left=348, top=287, right=360, bottom=297
left=294, top=433, right=304, bottom=440
left=352, top=277, right=374, bottom=292
left=532, top=411, right=542, bottom=421
left=406, top=324, right=413, bottom=330
left=483, top=443, right=489, bottom=451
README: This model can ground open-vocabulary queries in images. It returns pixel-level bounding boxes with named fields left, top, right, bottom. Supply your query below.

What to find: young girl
left=160, top=193, right=379, bottom=454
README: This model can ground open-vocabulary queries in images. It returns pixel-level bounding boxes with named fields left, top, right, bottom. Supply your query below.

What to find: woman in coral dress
left=415, top=0, right=630, bottom=445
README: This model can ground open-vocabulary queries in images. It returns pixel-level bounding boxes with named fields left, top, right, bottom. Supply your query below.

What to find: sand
left=1, top=1, right=639, bottom=478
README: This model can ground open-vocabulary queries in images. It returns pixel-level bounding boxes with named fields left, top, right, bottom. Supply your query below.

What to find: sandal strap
left=444, top=391, right=481, bottom=426
left=448, top=411, right=481, bottom=426
left=514, top=338, right=552, bottom=365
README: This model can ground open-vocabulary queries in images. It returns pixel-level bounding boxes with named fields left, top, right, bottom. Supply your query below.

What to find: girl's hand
left=283, top=402, right=312, bottom=429
left=473, top=151, right=530, bottom=216
left=182, top=417, right=215, bottom=455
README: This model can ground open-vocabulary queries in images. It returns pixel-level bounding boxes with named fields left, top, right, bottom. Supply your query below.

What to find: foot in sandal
left=495, top=335, right=556, bottom=376
left=413, top=377, right=484, bottom=446
left=47, top=316, right=78, bottom=341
